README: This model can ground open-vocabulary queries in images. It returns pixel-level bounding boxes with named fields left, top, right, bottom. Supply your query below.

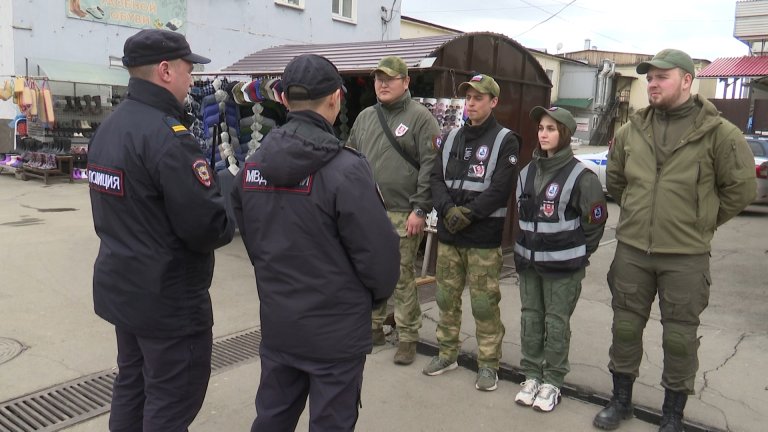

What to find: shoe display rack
left=21, top=154, right=74, bottom=185
left=0, top=118, right=26, bottom=177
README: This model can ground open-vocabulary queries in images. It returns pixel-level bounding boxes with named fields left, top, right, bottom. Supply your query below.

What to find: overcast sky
left=399, top=0, right=749, bottom=61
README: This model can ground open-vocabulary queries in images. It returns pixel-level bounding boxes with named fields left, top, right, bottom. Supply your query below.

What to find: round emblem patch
left=545, top=183, right=560, bottom=200
left=193, top=159, right=213, bottom=188
left=508, top=155, right=518, bottom=165
left=476, top=145, right=490, bottom=161
left=590, top=203, right=607, bottom=223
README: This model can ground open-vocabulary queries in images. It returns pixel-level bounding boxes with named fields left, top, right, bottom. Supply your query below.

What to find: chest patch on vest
left=463, top=146, right=474, bottom=161
left=590, top=202, right=607, bottom=224
left=467, top=163, right=486, bottom=179
left=395, top=123, right=409, bottom=137
left=545, top=182, right=560, bottom=200
left=508, top=155, right=518, bottom=165
left=475, top=145, right=489, bottom=162
left=193, top=159, right=213, bottom=188
left=87, top=164, right=124, bottom=197
left=541, top=201, right=556, bottom=217
left=243, top=163, right=312, bottom=194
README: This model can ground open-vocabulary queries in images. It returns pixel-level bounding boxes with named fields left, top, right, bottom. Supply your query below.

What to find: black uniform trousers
left=109, top=327, right=213, bottom=432
left=251, top=344, right=365, bottom=432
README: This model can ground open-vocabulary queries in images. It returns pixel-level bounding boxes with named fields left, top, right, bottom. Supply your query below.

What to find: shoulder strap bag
left=374, top=103, right=419, bottom=170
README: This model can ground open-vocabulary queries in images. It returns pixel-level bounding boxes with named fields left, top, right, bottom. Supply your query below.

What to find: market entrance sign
left=65, top=0, right=188, bottom=33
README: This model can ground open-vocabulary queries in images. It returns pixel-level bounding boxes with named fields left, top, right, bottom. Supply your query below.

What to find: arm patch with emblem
left=589, top=202, right=606, bottom=224
left=193, top=159, right=213, bottom=187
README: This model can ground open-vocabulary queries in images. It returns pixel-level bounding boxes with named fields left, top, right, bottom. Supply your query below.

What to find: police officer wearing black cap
left=231, top=54, right=400, bottom=431
left=88, top=29, right=234, bottom=431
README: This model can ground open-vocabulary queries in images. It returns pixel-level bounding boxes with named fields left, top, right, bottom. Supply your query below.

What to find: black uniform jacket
left=89, top=78, right=234, bottom=338
left=431, top=114, right=520, bottom=248
left=231, top=110, right=400, bottom=361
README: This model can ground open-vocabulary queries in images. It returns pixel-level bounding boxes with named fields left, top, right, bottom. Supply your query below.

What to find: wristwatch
left=413, top=208, right=426, bottom=218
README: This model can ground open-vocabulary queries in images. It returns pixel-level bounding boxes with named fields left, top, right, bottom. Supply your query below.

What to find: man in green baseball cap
left=422, top=72, right=521, bottom=393
left=347, top=55, right=440, bottom=366
left=593, top=48, right=756, bottom=432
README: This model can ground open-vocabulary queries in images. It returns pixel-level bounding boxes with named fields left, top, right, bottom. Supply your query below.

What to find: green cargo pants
left=434, top=242, right=504, bottom=370
left=371, top=211, right=423, bottom=343
left=518, top=267, right=584, bottom=388
left=607, top=242, right=711, bottom=395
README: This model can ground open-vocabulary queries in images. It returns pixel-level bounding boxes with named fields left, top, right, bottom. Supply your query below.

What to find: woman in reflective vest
left=512, top=106, right=607, bottom=413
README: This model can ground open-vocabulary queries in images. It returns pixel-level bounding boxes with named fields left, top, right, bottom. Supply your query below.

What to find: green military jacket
left=607, top=95, right=756, bottom=254
left=347, top=90, right=440, bottom=213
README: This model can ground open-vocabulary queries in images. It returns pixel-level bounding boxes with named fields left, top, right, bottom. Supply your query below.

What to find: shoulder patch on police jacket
left=193, top=159, right=213, bottom=188
left=164, top=116, right=191, bottom=136
left=243, top=162, right=313, bottom=194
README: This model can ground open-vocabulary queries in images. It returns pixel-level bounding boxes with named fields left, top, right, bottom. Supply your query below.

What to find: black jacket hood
left=258, top=110, right=342, bottom=186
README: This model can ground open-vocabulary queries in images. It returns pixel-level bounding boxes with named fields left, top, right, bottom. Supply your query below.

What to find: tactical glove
left=443, top=206, right=472, bottom=233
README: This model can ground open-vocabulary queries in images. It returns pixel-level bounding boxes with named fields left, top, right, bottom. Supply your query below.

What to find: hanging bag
left=41, top=80, right=55, bottom=124
left=0, top=80, right=11, bottom=101
left=27, top=79, right=38, bottom=117
left=13, top=77, right=24, bottom=97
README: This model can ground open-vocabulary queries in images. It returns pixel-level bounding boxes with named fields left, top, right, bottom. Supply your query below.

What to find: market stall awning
left=222, top=35, right=457, bottom=75
left=28, top=57, right=129, bottom=86
left=553, top=98, right=593, bottom=109
left=698, top=56, right=768, bottom=78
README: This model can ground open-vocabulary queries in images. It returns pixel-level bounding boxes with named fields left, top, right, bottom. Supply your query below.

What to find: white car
left=745, top=136, right=768, bottom=204
left=576, top=141, right=768, bottom=205
left=574, top=149, right=608, bottom=193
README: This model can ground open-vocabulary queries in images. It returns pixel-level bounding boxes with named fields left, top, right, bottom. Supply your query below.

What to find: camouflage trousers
left=371, top=211, right=423, bottom=343
left=435, top=242, right=504, bottom=370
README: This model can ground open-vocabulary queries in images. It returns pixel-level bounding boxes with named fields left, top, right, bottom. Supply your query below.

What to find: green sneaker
left=475, top=367, right=498, bottom=391
left=422, top=356, right=458, bottom=376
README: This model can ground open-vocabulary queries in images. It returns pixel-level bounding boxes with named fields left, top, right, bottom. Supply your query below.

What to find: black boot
left=92, top=95, right=102, bottom=114
left=82, top=95, right=92, bottom=114
left=594, top=373, right=635, bottom=430
left=74, top=96, right=83, bottom=112
left=658, top=389, right=687, bottom=432
left=64, top=96, right=74, bottom=111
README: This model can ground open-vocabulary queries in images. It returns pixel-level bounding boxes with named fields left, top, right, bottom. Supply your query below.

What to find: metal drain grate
left=0, top=328, right=261, bottom=432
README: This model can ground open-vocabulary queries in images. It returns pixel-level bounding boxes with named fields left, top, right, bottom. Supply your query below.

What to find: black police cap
left=122, top=29, right=210, bottom=67
left=282, top=54, right=344, bottom=101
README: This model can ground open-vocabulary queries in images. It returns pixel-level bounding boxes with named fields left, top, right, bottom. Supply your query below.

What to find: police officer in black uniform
left=88, top=29, right=234, bottom=432
left=230, top=54, right=400, bottom=431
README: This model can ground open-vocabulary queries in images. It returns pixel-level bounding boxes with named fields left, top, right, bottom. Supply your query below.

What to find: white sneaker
left=514, top=379, right=541, bottom=406
left=532, top=383, right=561, bottom=412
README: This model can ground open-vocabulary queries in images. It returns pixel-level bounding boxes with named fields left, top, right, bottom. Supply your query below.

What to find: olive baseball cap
left=636, top=48, right=695, bottom=78
left=530, top=106, right=577, bottom=135
left=122, top=29, right=210, bottom=67
left=458, top=74, right=500, bottom=97
left=373, top=56, right=408, bottom=77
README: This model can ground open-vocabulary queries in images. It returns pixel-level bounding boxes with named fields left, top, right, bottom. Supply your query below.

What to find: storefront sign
left=65, top=0, right=188, bottom=32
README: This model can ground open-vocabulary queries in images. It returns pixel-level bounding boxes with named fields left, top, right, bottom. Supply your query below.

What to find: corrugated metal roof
left=698, top=56, right=768, bottom=78
left=222, top=35, right=458, bottom=75
left=554, top=98, right=593, bottom=109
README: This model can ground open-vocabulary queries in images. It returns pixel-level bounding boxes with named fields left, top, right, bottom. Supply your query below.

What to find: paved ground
left=1, top=171, right=767, bottom=431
